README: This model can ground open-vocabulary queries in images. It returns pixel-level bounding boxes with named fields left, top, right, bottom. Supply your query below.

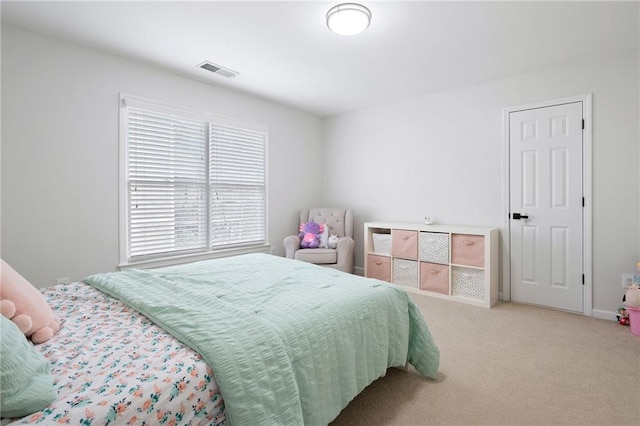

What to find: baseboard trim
left=357, top=269, right=618, bottom=322
left=592, top=309, right=619, bottom=322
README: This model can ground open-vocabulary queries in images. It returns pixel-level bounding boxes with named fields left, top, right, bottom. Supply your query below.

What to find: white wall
left=323, top=52, right=640, bottom=315
left=3, top=25, right=638, bottom=316
left=1, top=25, right=323, bottom=286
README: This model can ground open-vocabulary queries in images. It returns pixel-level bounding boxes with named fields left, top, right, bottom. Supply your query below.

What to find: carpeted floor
left=331, top=293, right=640, bottom=426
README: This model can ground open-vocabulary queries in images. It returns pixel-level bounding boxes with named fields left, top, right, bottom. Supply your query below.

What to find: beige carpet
left=331, top=293, right=640, bottom=426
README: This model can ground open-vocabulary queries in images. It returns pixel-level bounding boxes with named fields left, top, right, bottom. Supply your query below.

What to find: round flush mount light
left=326, top=3, right=371, bottom=36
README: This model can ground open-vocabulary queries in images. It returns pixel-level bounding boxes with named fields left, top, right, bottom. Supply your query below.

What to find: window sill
left=119, top=244, right=273, bottom=271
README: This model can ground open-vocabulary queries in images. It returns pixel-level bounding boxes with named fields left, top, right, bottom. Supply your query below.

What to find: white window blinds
left=209, top=123, right=266, bottom=247
left=122, top=96, right=267, bottom=263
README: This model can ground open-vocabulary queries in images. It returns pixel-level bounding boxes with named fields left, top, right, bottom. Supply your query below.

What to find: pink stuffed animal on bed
left=0, top=259, right=60, bottom=344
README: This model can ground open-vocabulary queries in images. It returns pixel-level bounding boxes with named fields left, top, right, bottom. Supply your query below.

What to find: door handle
left=512, top=212, right=529, bottom=220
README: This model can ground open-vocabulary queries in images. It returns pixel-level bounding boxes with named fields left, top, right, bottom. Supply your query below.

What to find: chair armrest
left=284, top=235, right=301, bottom=258
left=336, top=236, right=355, bottom=274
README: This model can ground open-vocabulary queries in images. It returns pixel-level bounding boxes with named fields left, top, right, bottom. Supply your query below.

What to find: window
left=120, top=95, right=267, bottom=266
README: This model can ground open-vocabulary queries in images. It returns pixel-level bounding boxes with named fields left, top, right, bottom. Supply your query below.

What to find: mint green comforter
left=84, top=253, right=439, bottom=426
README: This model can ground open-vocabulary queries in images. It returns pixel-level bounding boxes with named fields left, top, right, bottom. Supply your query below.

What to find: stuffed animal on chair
left=299, top=221, right=324, bottom=249
left=327, top=233, right=339, bottom=249
left=0, top=259, right=60, bottom=344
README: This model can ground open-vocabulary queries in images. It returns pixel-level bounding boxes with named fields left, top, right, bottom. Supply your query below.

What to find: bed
left=2, top=253, right=439, bottom=426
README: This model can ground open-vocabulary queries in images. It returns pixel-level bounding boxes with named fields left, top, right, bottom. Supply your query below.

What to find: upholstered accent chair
left=284, top=208, right=355, bottom=274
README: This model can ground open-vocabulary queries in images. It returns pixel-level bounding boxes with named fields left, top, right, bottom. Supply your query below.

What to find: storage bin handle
left=463, top=240, right=475, bottom=246
left=430, top=270, right=439, bottom=275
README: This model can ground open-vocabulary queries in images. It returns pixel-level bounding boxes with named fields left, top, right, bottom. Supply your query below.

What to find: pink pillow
left=0, top=259, right=60, bottom=344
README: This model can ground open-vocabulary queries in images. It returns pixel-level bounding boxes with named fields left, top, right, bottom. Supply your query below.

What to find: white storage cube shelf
left=364, top=222, right=499, bottom=308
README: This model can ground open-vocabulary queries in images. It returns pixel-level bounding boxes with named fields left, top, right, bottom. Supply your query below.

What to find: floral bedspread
left=5, top=282, right=226, bottom=426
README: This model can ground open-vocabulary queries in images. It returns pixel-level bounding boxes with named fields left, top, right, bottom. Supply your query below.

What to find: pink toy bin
left=628, top=306, right=640, bottom=337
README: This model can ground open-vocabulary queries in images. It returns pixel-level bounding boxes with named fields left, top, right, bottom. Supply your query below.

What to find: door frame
left=501, top=94, right=592, bottom=316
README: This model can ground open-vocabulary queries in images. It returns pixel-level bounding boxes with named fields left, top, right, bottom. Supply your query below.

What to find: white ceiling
left=2, top=1, right=638, bottom=117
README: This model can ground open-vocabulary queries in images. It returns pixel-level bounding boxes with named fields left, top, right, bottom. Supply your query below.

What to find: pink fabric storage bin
left=628, top=306, right=640, bottom=336
left=367, top=254, right=391, bottom=282
left=420, top=262, right=449, bottom=294
left=392, top=230, right=418, bottom=260
left=451, top=234, right=485, bottom=267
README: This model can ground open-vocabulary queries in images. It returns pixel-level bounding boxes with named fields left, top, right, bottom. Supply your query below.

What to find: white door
left=509, top=102, right=584, bottom=312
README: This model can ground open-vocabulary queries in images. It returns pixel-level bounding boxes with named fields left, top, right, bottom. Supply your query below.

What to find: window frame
left=118, top=94, right=270, bottom=269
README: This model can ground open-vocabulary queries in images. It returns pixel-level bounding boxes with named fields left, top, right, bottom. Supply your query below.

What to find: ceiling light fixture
left=326, top=3, right=371, bottom=36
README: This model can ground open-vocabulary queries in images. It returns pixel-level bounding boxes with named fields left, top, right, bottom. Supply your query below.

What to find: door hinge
left=582, top=119, right=585, bottom=129
left=582, top=197, right=585, bottom=207
left=582, top=274, right=585, bottom=285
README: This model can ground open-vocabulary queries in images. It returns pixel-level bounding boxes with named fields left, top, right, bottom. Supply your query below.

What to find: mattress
left=4, top=282, right=225, bottom=425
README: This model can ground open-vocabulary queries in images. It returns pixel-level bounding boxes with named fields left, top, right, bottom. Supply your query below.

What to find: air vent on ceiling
left=198, top=61, right=240, bottom=78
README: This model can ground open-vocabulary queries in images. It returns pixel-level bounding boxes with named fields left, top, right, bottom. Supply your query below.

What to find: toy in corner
left=617, top=306, right=630, bottom=326
left=617, top=261, right=640, bottom=326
